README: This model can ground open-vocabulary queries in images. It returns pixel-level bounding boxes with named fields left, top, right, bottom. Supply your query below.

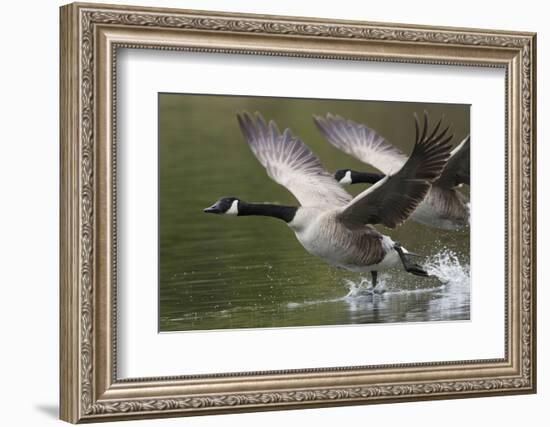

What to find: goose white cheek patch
left=340, top=170, right=352, bottom=184
left=226, top=199, right=239, bottom=215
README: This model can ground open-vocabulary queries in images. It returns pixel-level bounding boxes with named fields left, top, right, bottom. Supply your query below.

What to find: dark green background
left=159, top=93, right=470, bottom=332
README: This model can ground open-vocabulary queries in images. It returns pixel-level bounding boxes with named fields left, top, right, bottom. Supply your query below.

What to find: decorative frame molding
left=60, top=2, right=536, bottom=423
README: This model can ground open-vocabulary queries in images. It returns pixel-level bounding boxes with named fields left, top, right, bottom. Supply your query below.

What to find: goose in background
left=314, top=113, right=470, bottom=230
left=204, top=111, right=453, bottom=288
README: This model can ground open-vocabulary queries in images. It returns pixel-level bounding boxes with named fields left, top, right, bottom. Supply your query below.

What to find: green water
left=159, top=94, right=470, bottom=332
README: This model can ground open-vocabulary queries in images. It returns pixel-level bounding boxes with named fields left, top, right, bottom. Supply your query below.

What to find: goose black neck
left=238, top=201, right=297, bottom=223
left=350, top=170, right=385, bottom=184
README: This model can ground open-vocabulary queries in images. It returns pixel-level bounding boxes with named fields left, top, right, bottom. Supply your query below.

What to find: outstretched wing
left=339, top=112, right=454, bottom=228
left=313, top=113, right=408, bottom=175
left=435, top=135, right=470, bottom=188
left=237, top=112, right=352, bottom=208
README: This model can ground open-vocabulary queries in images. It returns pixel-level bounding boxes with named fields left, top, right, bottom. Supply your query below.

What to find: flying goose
left=314, top=113, right=470, bottom=230
left=204, top=112, right=453, bottom=288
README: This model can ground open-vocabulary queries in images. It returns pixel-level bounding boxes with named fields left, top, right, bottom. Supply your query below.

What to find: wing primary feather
left=339, top=112, right=454, bottom=228
left=236, top=111, right=352, bottom=207
left=426, top=115, right=443, bottom=141
left=314, top=113, right=407, bottom=175
left=432, top=125, right=452, bottom=145
left=414, top=113, right=420, bottom=146
left=420, top=111, right=429, bottom=143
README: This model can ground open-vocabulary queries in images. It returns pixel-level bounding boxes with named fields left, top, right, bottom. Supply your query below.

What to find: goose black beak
left=203, top=203, right=222, bottom=214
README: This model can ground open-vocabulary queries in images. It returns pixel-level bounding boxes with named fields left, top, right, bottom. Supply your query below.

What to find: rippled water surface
left=159, top=94, right=470, bottom=332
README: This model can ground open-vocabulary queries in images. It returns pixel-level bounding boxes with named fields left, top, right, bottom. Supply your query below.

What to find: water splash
left=421, top=249, right=471, bottom=318
left=286, top=275, right=386, bottom=310
left=343, top=276, right=388, bottom=297
left=423, top=249, right=470, bottom=289
left=286, top=249, right=470, bottom=311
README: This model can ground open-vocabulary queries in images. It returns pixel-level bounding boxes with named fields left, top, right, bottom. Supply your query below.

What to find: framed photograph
left=60, top=2, right=536, bottom=423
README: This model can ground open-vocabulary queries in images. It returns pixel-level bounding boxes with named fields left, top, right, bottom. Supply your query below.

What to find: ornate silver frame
left=60, top=2, right=536, bottom=423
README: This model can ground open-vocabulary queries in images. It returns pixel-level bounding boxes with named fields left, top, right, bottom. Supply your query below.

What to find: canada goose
left=314, top=113, right=470, bottom=230
left=204, top=112, right=453, bottom=288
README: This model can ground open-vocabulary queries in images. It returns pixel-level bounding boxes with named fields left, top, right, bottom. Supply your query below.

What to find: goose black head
left=334, top=169, right=353, bottom=184
left=203, top=197, right=240, bottom=215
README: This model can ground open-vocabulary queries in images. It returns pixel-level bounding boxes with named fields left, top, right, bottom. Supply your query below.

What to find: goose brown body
left=289, top=208, right=390, bottom=270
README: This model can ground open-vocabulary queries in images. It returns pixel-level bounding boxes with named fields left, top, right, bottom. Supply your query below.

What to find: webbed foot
left=394, top=244, right=430, bottom=277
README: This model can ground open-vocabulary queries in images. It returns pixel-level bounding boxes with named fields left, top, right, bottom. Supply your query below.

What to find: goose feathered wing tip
left=237, top=111, right=352, bottom=208
left=313, top=113, right=408, bottom=175
left=339, top=111, right=455, bottom=228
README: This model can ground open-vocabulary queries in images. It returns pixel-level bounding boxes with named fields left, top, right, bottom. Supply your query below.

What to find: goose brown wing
left=238, top=112, right=352, bottom=208
left=338, top=112, right=454, bottom=228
